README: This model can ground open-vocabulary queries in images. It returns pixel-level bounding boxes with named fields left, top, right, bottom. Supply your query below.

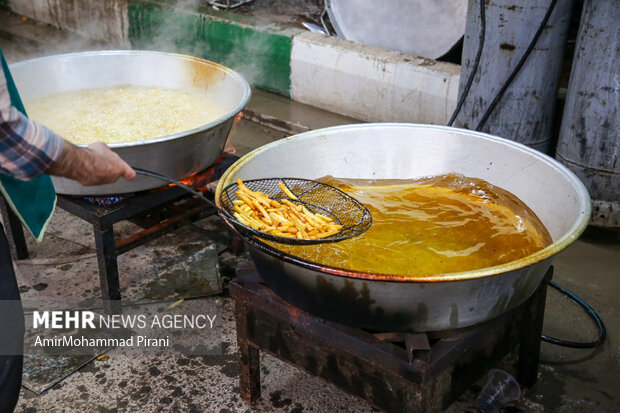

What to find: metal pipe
left=556, top=0, right=619, bottom=228
left=454, top=0, right=574, bottom=154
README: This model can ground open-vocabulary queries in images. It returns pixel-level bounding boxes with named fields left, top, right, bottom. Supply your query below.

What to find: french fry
left=270, top=212, right=290, bottom=225
left=300, top=208, right=322, bottom=227
left=279, top=182, right=298, bottom=200
left=236, top=192, right=255, bottom=208
left=252, top=198, right=272, bottom=224
left=233, top=179, right=343, bottom=240
left=314, top=228, right=341, bottom=239
left=251, top=192, right=272, bottom=207
left=236, top=178, right=251, bottom=194
left=280, top=199, right=297, bottom=208
left=233, top=212, right=250, bottom=226
left=239, top=210, right=266, bottom=230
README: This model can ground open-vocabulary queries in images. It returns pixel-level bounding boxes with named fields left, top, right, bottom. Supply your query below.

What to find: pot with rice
left=10, top=50, right=251, bottom=195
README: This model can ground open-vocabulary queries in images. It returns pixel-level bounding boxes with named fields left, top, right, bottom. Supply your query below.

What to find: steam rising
left=135, top=0, right=273, bottom=89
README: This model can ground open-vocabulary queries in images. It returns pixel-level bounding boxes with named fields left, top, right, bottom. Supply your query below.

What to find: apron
left=0, top=49, right=56, bottom=242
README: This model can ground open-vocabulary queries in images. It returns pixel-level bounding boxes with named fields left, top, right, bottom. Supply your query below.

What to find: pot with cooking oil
left=216, top=123, right=590, bottom=332
left=10, top=50, right=251, bottom=195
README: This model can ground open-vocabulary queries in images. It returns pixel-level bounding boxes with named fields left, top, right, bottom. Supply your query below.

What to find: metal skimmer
left=219, top=178, right=372, bottom=245
left=133, top=170, right=372, bottom=245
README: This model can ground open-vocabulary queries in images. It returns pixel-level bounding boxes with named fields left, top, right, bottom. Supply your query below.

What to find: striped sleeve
left=0, top=64, right=64, bottom=181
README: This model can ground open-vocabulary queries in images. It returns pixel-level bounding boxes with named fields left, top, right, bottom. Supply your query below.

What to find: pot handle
left=132, top=167, right=218, bottom=210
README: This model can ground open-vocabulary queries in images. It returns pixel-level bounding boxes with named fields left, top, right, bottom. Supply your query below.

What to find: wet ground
left=1, top=9, right=619, bottom=413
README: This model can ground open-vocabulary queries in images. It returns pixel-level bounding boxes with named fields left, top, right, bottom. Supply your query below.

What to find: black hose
left=447, top=0, right=485, bottom=126
left=541, top=280, right=607, bottom=348
left=133, top=167, right=217, bottom=209
left=474, top=0, right=559, bottom=131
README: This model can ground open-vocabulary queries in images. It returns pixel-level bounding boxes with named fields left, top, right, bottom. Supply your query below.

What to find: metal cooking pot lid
left=326, top=0, right=467, bottom=59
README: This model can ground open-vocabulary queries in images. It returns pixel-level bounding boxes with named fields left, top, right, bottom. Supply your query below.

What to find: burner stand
left=230, top=261, right=552, bottom=413
left=1, top=155, right=237, bottom=313
left=1, top=187, right=215, bottom=313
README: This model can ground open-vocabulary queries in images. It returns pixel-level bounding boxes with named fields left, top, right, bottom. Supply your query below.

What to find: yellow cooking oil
left=271, top=174, right=552, bottom=276
left=25, top=85, right=226, bottom=145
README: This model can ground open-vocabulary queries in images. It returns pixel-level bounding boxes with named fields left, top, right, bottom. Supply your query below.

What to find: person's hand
left=81, top=142, right=136, bottom=185
left=47, top=141, right=136, bottom=186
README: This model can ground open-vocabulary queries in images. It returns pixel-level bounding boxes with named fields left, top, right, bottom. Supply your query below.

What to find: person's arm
left=1, top=65, right=134, bottom=184
left=0, top=85, right=64, bottom=180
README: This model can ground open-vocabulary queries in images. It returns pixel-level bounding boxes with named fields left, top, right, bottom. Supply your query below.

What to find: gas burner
left=84, top=196, right=126, bottom=207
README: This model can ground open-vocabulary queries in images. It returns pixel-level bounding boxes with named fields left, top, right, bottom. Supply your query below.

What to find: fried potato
left=232, top=179, right=342, bottom=240
left=278, top=182, right=298, bottom=200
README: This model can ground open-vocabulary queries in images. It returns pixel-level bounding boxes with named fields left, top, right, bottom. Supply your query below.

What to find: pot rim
left=216, top=123, right=591, bottom=283
left=10, top=50, right=252, bottom=149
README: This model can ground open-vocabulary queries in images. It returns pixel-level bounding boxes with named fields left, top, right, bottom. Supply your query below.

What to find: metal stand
left=56, top=189, right=215, bottom=313
left=0, top=154, right=237, bottom=313
left=0, top=190, right=215, bottom=313
left=231, top=261, right=552, bottom=413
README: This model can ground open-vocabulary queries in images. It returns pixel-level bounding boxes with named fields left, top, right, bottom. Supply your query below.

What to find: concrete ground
left=1, top=9, right=619, bottom=413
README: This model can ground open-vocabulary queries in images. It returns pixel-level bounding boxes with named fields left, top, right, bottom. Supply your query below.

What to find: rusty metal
left=230, top=260, right=552, bottom=412
left=116, top=202, right=215, bottom=254
left=455, top=0, right=573, bottom=153
left=556, top=0, right=619, bottom=228
left=405, top=333, right=431, bottom=365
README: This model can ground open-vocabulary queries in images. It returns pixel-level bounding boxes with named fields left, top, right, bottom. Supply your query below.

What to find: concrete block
left=7, top=0, right=129, bottom=46
left=291, top=32, right=460, bottom=124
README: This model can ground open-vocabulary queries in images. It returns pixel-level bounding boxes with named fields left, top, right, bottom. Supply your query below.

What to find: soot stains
left=33, top=283, right=48, bottom=291
left=269, top=390, right=293, bottom=408
left=220, top=361, right=238, bottom=378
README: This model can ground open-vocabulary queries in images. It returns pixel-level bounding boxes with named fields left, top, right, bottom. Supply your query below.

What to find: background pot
left=10, top=50, right=251, bottom=195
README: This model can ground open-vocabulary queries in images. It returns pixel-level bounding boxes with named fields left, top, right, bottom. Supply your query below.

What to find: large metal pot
left=10, top=50, right=251, bottom=195
left=216, top=124, right=590, bottom=332
left=326, top=0, right=467, bottom=59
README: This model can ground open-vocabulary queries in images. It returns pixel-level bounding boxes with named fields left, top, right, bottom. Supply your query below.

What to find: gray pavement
left=1, top=9, right=619, bottom=413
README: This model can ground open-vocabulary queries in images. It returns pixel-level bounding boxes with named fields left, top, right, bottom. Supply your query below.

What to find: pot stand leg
left=405, top=333, right=432, bottom=365
left=227, top=232, right=245, bottom=256
left=517, top=266, right=552, bottom=386
left=93, top=224, right=122, bottom=314
left=235, top=299, right=261, bottom=403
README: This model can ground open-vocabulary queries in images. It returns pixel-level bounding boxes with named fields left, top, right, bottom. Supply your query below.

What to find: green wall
left=128, top=0, right=294, bottom=96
